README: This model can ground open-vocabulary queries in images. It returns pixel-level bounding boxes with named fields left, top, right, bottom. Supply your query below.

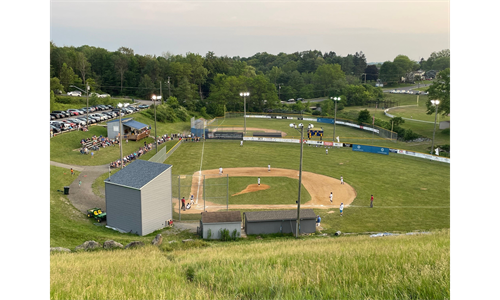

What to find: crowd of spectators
left=80, top=135, right=120, bottom=154
left=110, top=142, right=154, bottom=168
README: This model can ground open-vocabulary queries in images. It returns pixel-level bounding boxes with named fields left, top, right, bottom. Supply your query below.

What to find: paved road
left=51, top=161, right=108, bottom=214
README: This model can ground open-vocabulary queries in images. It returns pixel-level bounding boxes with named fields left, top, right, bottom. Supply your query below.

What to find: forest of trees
left=50, top=42, right=449, bottom=116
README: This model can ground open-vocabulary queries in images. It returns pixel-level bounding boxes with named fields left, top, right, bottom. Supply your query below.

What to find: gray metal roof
left=107, top=118, right=148, bottom=130
left=244, top=209, right=316, bottom=222
left=105, top=160, right=172, bottom=190
left=202, top=211, right=241, bottom=224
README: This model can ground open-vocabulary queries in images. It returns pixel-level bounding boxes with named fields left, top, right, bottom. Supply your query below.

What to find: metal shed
left=244, top=209, right=317, bottom=235
left=199, top=211, right=242, bottom=239
left=104, top=160, right=172, bottom=236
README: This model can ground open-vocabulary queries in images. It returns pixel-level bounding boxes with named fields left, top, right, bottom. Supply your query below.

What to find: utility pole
left=160, top=81, right=163, bottom=105
left=362, top=73, right=367, bottom=84
left=278, top=83, right=283, bottom=101
left=168, top=77, right=171, bottom=98
left=296, top=125, right=304, bottom=238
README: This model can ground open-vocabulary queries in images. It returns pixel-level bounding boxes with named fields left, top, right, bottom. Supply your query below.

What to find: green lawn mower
left=87, top=208, right=102, bottom=218
left=95, top=212, right=107, bottom=223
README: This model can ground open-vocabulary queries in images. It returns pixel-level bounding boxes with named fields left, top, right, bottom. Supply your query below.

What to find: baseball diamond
left=172, top=167, right=356, bottom=214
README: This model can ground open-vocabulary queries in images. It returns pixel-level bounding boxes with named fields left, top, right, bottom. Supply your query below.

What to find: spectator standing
left=316, top=215, right=321, bottom=227
left=71, top=168, right=74, bottom=176
left=370, top=195, right=374, bottom=208
left=181, top=197, right=186, bottom=211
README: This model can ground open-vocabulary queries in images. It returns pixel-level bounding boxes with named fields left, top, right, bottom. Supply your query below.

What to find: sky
left=50, top=0, right=450, bottom=62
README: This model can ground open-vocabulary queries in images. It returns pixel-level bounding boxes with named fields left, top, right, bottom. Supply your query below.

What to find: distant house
left=243, top=209, right=317, bottom=235
left=199, top=211, right=242, bottom=239
left=105, top=160, right=173, bottom=236
left=439, top=121, right=450, bottom=130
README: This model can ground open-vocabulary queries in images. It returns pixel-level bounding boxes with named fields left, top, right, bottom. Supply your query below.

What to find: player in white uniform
left=340, top=202, right=344, bottom=216
left=240, top=140, right=243, bottom=146
left=329, top=192, right=333, bottom=203
left=326, top=148, right=328, bottom=155
left=268, top=164, right=271, bottom=172
left=258, top=177, right=261, bottom=186
left=190, top=194, right=194, bottom=205
left=340, top=176, right=344, bottom=185
left=219, top=167, right=223, bottom=174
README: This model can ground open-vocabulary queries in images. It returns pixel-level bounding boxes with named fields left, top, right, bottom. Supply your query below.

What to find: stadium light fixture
left=240, top=92, right=250, bottom=135
left=330, top=97, right=341, bottom=143
left=151, top=95, right=159, bottom=153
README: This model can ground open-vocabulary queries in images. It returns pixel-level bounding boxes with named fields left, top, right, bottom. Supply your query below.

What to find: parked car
left=99, top=93, right=110, bottom=98
left=67, top=109, right=81, bottom=116
left=297, top=98, right=304, bottom=101
left=103, top=111, right=116, bottom=118
left=68, top=118, right=85, bottom=126
left=49, top=124, right=61, bottom=135
left=67, top=91, right=82, bottom=96
left=106, top=105, right=114, bottom=109
left=52, top=110, right=70, bottom=118
left=50, top=113, right=60, bottom=119
left=74, top=118, right=87, bottom=126
left=138, top=104, right=150, bottom=109
left=61, top=120, right=76, bottom=127
left=287, top=99, right=295, bottom=102
left=51, top=121, right=70, bottom=129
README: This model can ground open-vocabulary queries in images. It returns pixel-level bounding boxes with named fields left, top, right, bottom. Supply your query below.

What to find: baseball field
left=50, top=112, right=450, bottom=299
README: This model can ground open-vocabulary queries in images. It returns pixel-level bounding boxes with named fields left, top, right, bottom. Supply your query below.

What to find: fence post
left=227, top=173, right=229, bottom=211
left=203, top=175, right=206, bottom=212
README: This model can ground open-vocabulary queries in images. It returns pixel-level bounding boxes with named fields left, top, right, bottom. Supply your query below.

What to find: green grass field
left=166, top=141, right=450, bottom=233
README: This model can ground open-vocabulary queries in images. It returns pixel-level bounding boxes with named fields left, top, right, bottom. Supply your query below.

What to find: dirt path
left=175, top=167, right=357, bottom=214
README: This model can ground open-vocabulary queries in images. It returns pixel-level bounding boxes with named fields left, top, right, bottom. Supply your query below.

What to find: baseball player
left=240, top=140, right=243, bottom=146
left=316, top=215, right=321, bottom=227
left=329, top=192, right=333, bottom=203
left=370, top=195, right=374, bottom=208
left=268, top=164, right=271, bottom=172
left=326, top=148, right=328, bottom=155
left=190, top=194, right=194, bottom=205
left=340, top=202, right=344, bottom=216
left=219, top=166, right=223, bottom=175
left=340, top=176, right=344, bottom=185
left=258, top=177, right=261, bottom=186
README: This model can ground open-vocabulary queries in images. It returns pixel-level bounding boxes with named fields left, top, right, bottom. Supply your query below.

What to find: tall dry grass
left=51, top=229, right=449, bottom=299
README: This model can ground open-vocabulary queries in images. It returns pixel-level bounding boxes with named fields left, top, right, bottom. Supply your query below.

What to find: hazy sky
left=50, top=0, right=450, bottom=62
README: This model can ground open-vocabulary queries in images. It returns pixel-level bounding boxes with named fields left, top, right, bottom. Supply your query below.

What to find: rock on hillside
left=50, top=247, right=71, bottom=253
left=103, top=240, right=124, bottom=249
left=75, top=240, right=101, bottom=251
left=151, top=234, right=163, bottom=246
left=124, top=241, right=144, bottom=249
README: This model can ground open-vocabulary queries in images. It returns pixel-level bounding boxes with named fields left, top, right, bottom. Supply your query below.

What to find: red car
left=67, top=109, right=81, bottom=116
left=61, top=120, right=76, bottom=127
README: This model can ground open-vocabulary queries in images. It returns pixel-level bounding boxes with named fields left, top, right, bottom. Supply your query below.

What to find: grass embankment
left=50, top=229, right=450, bottom=299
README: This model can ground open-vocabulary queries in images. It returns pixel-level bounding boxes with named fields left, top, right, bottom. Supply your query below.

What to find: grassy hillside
left=50, top=229, right=450, bottom=300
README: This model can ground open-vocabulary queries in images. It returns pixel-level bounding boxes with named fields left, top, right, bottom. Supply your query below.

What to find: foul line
left=195, top=138, right=205, bottom=205
left=347, top=205, right=449, bottom=208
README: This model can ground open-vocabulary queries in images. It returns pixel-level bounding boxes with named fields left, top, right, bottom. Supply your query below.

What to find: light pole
left=330, top=97, right=340, bottom=143
left=240, top=92, right=250, bottom=135
left=430, top=99, right=440, bottom=155
left=290, top=122, right=314, bottom=238
left=151, top=94, right=159, bottom=153
left=70, top=84, right=90, bottom=128
left=117, top=102, right=129, bottom=169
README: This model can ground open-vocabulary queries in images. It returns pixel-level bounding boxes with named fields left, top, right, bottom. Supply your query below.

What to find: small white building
left=199, top=211, right=242, bottom=239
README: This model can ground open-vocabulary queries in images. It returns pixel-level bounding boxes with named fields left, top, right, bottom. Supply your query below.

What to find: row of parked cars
left=389, top=90, right=428, bottom=95
left=50, top=104, right=151, bottom=134
left=66, top=91, right=110, bottom=98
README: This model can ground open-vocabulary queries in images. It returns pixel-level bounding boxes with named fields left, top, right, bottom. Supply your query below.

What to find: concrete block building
left=199, top=211, right=242, bottom=239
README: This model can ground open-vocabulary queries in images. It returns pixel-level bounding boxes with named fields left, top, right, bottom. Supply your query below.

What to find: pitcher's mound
left=232, top=184, right=270, bottom=196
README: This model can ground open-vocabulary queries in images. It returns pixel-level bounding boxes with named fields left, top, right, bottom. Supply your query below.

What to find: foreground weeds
left=51, top=229, right=450, bottom=299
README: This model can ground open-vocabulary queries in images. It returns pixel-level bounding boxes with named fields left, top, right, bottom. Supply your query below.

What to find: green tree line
left=50, top=42, right=448, bottom=117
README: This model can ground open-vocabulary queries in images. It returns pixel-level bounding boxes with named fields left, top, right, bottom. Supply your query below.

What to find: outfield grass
left=166, top=141, right=450, bottom=233
left=50, top=229, right=450, bottom=299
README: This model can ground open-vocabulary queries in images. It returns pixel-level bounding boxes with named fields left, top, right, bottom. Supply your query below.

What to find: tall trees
left=314, top=64, right=346, bottom=96
left=76, top=52, right=91, bottom=87
left=379, top=61, right=400, bottom=85
left=426, top=68, right=450, bottom=116
left=113, top=53, right=128, bottom=94
left=59, top=63, right=80, bottom=90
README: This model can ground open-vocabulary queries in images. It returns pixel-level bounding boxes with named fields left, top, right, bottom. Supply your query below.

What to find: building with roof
left=107, top=117, right=150, bottom=140
left=198, top=211, right=242, bottom=239
left=104, top=160, right=172, bottom=236
left=243, top=209, right=317, bottom=235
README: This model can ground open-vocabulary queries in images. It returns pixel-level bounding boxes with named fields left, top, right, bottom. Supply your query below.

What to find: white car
left=390, top=90, right=396, bottom=93
left=99, top=93, right=110, bottom=98
left=287, top=99, right=295, bottom=102
left=67, top=91, right=82, bottom=96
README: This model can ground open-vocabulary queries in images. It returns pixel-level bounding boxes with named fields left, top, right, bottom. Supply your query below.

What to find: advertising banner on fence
left=246, top=115, right=270, bottom=119
left=210, top=132, right=243, bottom=140
left=317, top=118, right=335, bottom=124
left=303, top=117, right=317, bottom=121
left=243, top=137, right=300, bottom=143
left=352, top=144, right=389, bottom=155
left=305, top=140, right=323, bottom=146
left=324, top=142, right=343, bottom=147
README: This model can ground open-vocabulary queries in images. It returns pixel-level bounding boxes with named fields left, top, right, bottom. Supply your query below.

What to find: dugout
left=243, top=209, right=316, bottom=235
left=199, top=211, right=242, bottom=239
left=104, top=160, right=173, bottom=236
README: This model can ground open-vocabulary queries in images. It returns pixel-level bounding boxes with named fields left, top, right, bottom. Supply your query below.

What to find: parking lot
left=50, top=104, right=150, bottom=135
